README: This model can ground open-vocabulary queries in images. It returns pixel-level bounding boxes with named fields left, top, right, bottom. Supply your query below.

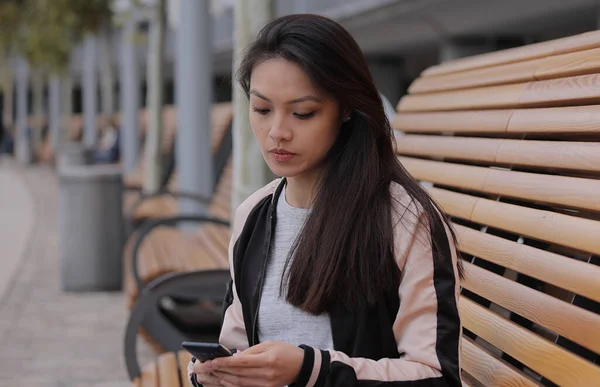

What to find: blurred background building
left=60, top=0, right=600, bottom=113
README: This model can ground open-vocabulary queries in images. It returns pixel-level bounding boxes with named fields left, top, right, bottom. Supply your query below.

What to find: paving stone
left=0, top=162, right=154, bottom=386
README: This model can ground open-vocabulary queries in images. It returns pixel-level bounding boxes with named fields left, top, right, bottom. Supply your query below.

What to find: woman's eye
left=294, top=112, right=315, bottom=120
left=253, top=108, right=270, bottom=115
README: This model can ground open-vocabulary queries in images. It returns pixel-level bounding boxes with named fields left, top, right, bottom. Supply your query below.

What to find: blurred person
left=94, top=116, right=120, bottom=163
left=190, top=14, right=463, bottom=387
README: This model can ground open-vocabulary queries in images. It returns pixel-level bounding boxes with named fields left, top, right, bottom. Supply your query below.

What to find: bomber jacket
left=189, top=178, right=463, bottom=386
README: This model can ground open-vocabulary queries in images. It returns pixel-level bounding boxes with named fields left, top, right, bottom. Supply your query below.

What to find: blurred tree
left=18, top=0, right=113, bottom=149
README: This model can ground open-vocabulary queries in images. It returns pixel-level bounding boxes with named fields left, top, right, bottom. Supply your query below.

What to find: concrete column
left=100, top=28, right=115, bottom=117
left=176, top=0, right=213, bottom=214
left=120, top=13, right=140, bottom=174
left=62, top=73, right=73, bottom=142
left=49, top=76, right=62, bottom=152
left=231, top=0, right=275, bottom=212
left=15, top=58, right=32, bottom=164
left=82, top=34, right=98, bottom=149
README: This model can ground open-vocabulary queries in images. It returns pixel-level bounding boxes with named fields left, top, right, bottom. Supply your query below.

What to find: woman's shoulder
left=389, top=181, right=425, bottom=231
left=233, top=178, right=283, bottom=225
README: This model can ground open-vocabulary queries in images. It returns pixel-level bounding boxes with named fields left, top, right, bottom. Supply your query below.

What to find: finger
left=213, top=367, right=271, bottom=378
left=216, top=371, right=266, bottom=387
left=192, top=359, right=213, bottom=373
left=195, top=372, right=222, bottom=386
left=240, top=341, right=273, bottom=355
left=212, top=353, right=270, bottom=369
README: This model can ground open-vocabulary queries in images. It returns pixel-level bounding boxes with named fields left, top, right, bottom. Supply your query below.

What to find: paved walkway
left=0, top=158, right=152, bottom=387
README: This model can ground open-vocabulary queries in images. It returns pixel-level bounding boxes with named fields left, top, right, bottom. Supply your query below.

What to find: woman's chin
left=266, top=163, right=302, bottom=179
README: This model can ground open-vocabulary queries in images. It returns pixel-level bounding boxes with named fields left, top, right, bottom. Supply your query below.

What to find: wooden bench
left=394, top=30, right=600, bottom=386
left=125, top=31, right=600, bottom=387
left=122, top=158, right=233, bottom=361
left=35, top=113, right=109, bottom=165
left=123, top=102, right=233, bottom=227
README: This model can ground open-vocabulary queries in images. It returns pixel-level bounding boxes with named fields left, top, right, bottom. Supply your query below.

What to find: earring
left=344, top=116, right=351, bottom=122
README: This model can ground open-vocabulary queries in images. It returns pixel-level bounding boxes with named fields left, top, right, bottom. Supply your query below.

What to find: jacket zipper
left=251, top=185, right=280, bottom=345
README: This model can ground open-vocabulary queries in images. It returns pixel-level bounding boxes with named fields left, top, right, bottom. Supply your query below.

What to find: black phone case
left=182, top=341, right=232, bottom=362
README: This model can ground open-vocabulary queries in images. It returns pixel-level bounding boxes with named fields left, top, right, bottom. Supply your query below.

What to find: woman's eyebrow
left=250, top=89, right=323, bottom=104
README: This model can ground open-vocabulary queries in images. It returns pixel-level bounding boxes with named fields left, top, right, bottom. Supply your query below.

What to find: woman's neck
left=285, top=172, right=320, bottom=209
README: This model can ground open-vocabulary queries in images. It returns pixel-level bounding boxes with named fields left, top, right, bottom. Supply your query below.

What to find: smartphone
left=182, top=341, right=233, bottom=362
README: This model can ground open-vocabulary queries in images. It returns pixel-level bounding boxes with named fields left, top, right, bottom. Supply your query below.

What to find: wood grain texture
left=535, top=47, right=600, bottom=80
left=506, top=104, right=600, bottom=134
left=422, top=30, right=600, bottom=76
left=428, top=187, right=600, bottom=255
left=519, top=73, right=600, bottom=107
left=409, top=59, right=540, bottom=94
left=158, top=352, right=181, bottom=387
left=462, top=261, right=600, bottom=354
left=394, top=105, right=600, bottom=135
left=393, top=110, right=512, bottom=133
left=408, top=47, right=600, bottom=94
left=178, top=350, right=193, bottom=387
left=459, top=297, right=600, bottom=386
left=395, top=135, right=600, bottom=173
left=397, top=83, right=526, bottom=112
left=398, top=73, right=600, bottom=112
left=395, top=135, right=500, bottom=163
left=461, top=337, right=540, bottom=387
left=400, top=156, right=600, bottom=211
left=454, top=224, right=600, bottom=304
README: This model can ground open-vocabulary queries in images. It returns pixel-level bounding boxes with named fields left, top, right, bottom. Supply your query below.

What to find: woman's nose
left=268, top=117, right=292, bottom=142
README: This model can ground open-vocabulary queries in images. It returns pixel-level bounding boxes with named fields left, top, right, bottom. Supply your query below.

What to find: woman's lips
left=270, top=149, right=296, bottom=162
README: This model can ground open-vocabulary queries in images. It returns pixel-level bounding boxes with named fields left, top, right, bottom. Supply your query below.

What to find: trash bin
left=58, top=142, right=95, bottom=167
left=15, top=135, right=34, bottom=165
left=58, top=163, right=124, bottom=291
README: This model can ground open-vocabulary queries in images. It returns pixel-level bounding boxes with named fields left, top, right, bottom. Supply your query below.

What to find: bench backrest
left=395, top=30, right=600, bottom=386
left=126, top=102, right=233, bottom=188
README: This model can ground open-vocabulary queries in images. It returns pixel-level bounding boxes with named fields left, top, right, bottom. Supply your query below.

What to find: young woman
left=189, top=14, right=463, bottom=387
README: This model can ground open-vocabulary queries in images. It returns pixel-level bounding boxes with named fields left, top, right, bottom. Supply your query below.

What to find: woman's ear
left=341, top=109, right=352, bottom=123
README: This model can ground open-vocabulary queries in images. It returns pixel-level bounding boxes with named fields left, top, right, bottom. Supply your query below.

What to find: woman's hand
left=203, top=341, right=305, bottom=387
left=190, top=359, right=224, bottom=387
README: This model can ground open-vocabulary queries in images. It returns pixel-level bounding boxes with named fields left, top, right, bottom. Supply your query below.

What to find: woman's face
left=249, top=58, right=342, bottom=180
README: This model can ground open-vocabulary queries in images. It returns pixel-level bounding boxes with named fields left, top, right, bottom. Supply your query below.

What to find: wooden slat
left=410, top=58, right=542, bottom=94
left=462, top=261, right=600, bottom=354
left=393, top=110, right=512, bottom=133
left=400, top=156, right=600, bottom=212
left=518, top=73, right=600, bottom=107
left=139, top=360, right=159, bottom=387
left=535, top=46, right=600, bottom=80
left=459, top=297, right=600, bottom=386
left=506, top=105, right=600, bottom=134
left=394, top=105, right=600, bottom=135
left=395, top=135, right=600, bottom=173
left=398, top=74, right=600, bottom=112
left=396, top=136, right=499, bottom=163
left=178, top=350, right=193, bottom=387
left=158, top=352, right=181, bottom=387
left=397, top=83, right=526, bottom=112
left=454, top=224, right=600, bottom=304
left=422, top=30, right=600, bottom=76
left=461, top=337, right=540, bottom=387
left=428, top=187, right=600, bottom=256
left=410, top=47, right=600, bottom=94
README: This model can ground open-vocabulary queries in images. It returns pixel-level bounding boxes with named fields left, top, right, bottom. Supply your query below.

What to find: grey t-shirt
left=257, top=186, right=334, bottom=350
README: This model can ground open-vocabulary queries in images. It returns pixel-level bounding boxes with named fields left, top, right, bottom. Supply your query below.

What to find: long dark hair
left=237, top=14, right=460, bottom=315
